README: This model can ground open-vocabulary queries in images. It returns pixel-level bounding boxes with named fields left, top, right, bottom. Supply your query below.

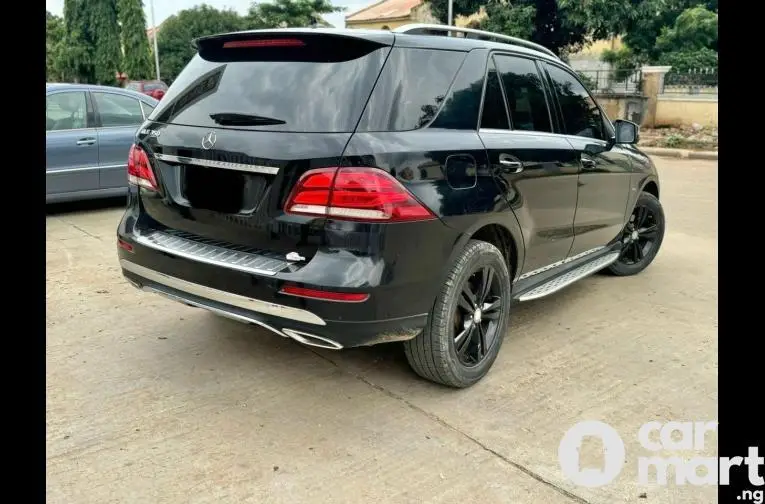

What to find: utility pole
left=150, top=0, right=160, bottom=81
left=447, top=0, right=453, bottom=26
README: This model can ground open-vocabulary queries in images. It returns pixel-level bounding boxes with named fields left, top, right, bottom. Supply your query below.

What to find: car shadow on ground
left=46, top=196, right=126, bottom=216
left=193, top=277, right=596, bottom=390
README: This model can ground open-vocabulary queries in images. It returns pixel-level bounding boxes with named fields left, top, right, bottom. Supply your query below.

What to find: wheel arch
left=439, top=214, right=526, bottom=286
left=641, top=179, right=660, bottom=199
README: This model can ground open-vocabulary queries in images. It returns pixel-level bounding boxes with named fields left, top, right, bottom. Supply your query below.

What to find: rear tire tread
left=404, top=239, right=510, bottom=388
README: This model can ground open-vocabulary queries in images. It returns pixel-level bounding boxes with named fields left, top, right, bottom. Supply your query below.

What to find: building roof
left=346, top=0, right=423, bottom=23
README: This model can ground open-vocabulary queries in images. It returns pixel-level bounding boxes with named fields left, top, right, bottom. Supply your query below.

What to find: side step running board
left=516, top=252, right=620, bottom=302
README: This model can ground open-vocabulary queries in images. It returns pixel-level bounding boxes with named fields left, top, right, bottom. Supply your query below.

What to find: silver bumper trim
left=133, top=228, right=293, bottom=277
left=120, top=259, right=326, bottom=326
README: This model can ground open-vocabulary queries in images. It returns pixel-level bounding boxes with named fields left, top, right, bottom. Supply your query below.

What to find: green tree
left=59, top=0, right=95, bottom=83
left=247, top=0, right=343, bottom=28
left=426, top=0, right=484, bottom=24
left=46, top=11, right=66, bottom=81
left=89, top=0, right=123, bottom=84
left=560, top=0, right=717, bottom=63
left=156, top=6, right=247, bottom=83
left=118, top=0, right=153, bottom=80
left=428, top=0, right=588, bottom=57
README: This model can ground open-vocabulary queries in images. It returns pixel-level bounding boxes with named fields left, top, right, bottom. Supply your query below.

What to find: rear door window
left=151, top=35, right=391, bottom=133
left=93, top=92, right=145, bottom=127
left=494, top=55, right=552, bottom=133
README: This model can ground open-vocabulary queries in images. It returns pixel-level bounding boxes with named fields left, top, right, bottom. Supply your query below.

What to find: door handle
left=581, top=155, right=597, bottom=169
left=76, top=138, right=96, bottom=146
left=499, top=158, right=524, bottom=174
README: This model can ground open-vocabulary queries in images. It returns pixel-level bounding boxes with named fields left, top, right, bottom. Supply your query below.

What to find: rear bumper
left=116, top=209, right=450, bottom=349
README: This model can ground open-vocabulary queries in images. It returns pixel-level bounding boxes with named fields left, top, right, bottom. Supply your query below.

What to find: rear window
left=125, top=82, right=141, bottom=91
left=143, top=82, right=167, bottom=92
left=150, top=35, right=390, bottom=133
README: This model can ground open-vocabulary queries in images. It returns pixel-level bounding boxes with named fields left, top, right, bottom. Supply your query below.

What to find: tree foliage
left=428, top=0, right=588, bottom=57
left=560, top=0, right=717, bottom=65
left=427, top=0, right=483, bottom=24
left=118, top=0, right=154, bottom=80
left=156, top=6, right=247, bottom=84
left=58, top=0, right=95, bottom=83
left=89, top=0, right=123, bottom=85
left=247, top=0, right=343, bottom=28
left=46, top=11, right=66, bottom=81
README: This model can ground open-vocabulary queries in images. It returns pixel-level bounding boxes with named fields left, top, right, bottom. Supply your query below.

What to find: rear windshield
left=125, top=82, right=141, bottom=91
left=143, top=82, right=167, bottom=91
left=149, top=36, right=390, bottom=133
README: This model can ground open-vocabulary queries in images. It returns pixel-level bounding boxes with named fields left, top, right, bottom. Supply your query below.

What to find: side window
left=494, top=55, right=552, bottom=133
left=356, top=48, right=465, bottom=131
left=543, top=63, right=606, bottom=140
left=46, top=92, right=88, bottom=131
left=480, top=59, right=509, bottom=130
left=93, top=92, right=144, bottom=127
left=141, top=102, right=156, bottom=118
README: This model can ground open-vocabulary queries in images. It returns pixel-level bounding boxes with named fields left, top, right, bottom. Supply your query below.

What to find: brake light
left=285, top=167, right=435, bottom=222
left=279, top=285, right=369, bottom=303
left=127, top=144, right=158, bottom=191
left=117, top=238, right=134, bottom=252
left=223, top=38, right=305, bottom=48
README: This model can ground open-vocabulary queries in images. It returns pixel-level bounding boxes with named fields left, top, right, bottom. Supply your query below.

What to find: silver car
left=46, top=83, right=159, bottom=203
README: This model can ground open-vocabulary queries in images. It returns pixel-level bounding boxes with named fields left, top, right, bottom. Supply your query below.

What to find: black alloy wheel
left=453, top=266, right=503, bottom=366
left=606, top=191, right=665, bottom=276
left=404, top=240, right=512, bottom=388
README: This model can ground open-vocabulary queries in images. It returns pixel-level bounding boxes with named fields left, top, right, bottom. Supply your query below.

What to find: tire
left=605, top=192, right=666, bottom=277
left=404, top=239, right=512, bottom=388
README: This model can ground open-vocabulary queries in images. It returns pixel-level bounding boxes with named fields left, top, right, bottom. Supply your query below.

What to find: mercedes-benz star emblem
left=201, top=131, right=217, bottom=150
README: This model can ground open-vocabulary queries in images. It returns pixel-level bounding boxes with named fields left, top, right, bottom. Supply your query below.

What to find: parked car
left=116, top=26, right=665, bottom=388
left=125, top=80, right=168, bottom=100
left=46, top=83, right=159, bottom=203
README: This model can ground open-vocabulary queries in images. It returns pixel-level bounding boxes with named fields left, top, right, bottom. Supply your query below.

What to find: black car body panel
left=117, top=26, right=660, bottom=353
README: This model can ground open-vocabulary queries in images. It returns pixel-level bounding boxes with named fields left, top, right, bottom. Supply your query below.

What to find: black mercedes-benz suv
left=117, top=24, right=665, bottom=388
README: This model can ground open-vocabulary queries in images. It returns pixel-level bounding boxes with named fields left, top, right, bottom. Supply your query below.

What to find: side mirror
left=614, top=119, right=640, bottom=145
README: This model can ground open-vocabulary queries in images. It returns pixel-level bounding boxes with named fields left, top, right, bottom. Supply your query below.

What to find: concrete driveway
left=46, top=157, right=718, bottom=504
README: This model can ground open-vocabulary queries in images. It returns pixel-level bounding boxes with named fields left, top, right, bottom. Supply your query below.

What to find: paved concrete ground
left=46, top=157, right=718, bottom=504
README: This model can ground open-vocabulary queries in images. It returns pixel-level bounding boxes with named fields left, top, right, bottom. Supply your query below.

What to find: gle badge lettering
left=558, top=420, right=764, bottom=503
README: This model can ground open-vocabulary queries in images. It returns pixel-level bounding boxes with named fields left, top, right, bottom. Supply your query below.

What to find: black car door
left=541, top=62, right=633, bottom=256
left=478, top=53, right=580, bottom=275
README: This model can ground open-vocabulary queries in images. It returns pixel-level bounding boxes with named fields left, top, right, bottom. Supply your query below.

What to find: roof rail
left=393, top=23, right=560, bottom=61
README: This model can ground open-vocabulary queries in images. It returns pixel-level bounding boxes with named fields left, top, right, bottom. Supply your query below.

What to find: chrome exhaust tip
left=282, top=328, right=343, bottom=350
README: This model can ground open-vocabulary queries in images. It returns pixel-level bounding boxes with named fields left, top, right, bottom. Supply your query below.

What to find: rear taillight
left=127, top=144, right=158, bottom=191
left=284, top=167, right=435, bottom=222
left=223, top=38, right=305, bottom=48
left=279, top=285, right=369, bottom=303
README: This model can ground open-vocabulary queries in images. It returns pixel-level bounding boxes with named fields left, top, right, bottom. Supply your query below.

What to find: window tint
left=46, top=92, right=88, bottom=131
left=357, top=48, right=465, bottom=131
left=544, top=63, right=605, bottom=140
left=141, top=102, right=156, bottom=117
left=153, top=39, right=390, bottom=133
left=94, top=92, right=144, bottom=127
left=428, top=51, right=486, bottom=130
left=480, top=60, right=509, bottom=130
left=494, top=55, right=551, bottom=133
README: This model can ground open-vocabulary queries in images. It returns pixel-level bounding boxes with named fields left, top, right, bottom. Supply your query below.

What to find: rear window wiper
left=209, top=113, right=286, bottom=126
